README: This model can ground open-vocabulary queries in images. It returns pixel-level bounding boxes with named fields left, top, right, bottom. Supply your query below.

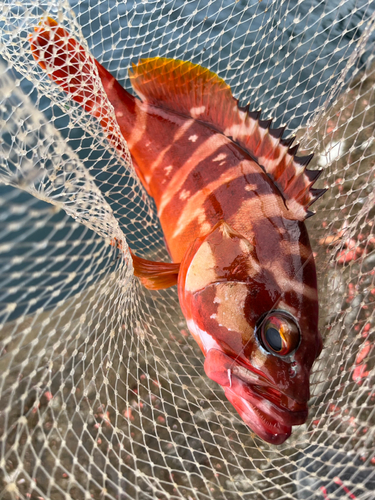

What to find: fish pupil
left=265, top=327, right=282, bottom=352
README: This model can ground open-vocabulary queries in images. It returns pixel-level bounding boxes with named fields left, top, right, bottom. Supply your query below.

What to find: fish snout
left=278, top=359, right=311, bottom=405
left=204, top=348, right=309, bottom=444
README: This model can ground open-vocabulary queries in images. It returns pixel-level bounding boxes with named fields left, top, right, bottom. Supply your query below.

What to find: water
left=72, top=0, right=375, bottom=130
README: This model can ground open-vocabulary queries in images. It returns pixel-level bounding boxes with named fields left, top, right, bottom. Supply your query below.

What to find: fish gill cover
left=0, top=0, right=374, bottom=499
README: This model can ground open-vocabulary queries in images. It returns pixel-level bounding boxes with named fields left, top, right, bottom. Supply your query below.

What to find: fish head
left=178, top=220, right=322, bottom=445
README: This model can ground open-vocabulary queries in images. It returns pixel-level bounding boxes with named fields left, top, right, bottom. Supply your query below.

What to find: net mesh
left=0, top=0, right=374, bottom=499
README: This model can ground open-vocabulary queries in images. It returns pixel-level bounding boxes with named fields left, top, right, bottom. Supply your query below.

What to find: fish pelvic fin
left=131, top=250, right=180, bottom=290
left=129, top=57, right=324, bottom=220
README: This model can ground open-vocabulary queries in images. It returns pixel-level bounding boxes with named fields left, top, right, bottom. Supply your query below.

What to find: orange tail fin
left=29, top=17, right=136, bottom=142
left=29, top=18, right=106, bottom=120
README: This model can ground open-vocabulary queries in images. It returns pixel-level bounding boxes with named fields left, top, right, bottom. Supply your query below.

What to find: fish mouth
left=204, top=349, right=308, bottom=445
left=224, top=380, right=308, bottom=445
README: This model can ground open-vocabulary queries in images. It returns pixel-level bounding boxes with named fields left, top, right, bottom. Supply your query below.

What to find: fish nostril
left=288, top=362, right=298, bottom=378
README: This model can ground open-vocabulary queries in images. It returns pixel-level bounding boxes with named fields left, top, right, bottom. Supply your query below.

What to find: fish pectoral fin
left=131, top=250, right=180, bottom=290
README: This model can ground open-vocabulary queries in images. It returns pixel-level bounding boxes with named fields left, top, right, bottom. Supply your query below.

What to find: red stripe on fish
left=129, top=56, right=324, bottom=220
left=29, top=19, right=324, bottom=445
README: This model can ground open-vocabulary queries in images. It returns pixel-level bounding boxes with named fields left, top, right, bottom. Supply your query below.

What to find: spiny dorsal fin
left=129, top=57, right=324, bottom=220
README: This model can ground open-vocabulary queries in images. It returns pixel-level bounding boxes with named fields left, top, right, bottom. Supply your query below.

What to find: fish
left=29, top=17, right=325, bottom=445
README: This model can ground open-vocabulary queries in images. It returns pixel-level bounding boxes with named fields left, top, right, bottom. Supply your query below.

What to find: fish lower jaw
left=232, top=377, right=308, bottom=427
left=224, top=386, right=296, bottom=445
left=203, top=347, right=308, bottom=436
left=223, top=371, right=308, bottom=444
left=248, top=383, right=308, bottom=421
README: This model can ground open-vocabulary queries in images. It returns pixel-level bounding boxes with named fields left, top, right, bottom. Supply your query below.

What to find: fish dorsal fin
left=129, top=57, right=324, bottom=220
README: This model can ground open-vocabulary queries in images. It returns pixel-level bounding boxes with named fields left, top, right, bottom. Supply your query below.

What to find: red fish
left=29, top=18, right=324, bottom=444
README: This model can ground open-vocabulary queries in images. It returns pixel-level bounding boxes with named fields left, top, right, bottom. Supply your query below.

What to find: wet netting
left=0, top=0, right=374, bottom=499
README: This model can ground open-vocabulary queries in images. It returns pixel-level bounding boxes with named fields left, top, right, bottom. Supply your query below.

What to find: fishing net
left=0, top=0, right=374, bottom=498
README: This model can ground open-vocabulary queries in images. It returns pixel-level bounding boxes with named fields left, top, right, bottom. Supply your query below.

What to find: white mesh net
left=0, top=0, right=374, bottom=499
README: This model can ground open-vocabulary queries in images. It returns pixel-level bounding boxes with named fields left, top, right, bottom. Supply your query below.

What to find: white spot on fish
left=158, top=133, right=228, bottom=218
left=198, top=212, right=206, bottom=224
left=185, top=242, right=217, bottom=293
left=251, top=349, right=267, bottom=369
left=201, top=222, right=211, bottom=234
left=126, top=102, right=148, bottom=149
left=147, top=118, right=195, bottom=176
left=171, top=161, right=258, bottom=240
left=215, top=283, right=253, bottom=340
left=116, top=111, right=124, bottom=118
left=186, top=318, right=221, bottom=354
left=213, top=153, right=226, bottom=162
left=190, top=105, right=206, bottom=117
left=245, top=183, right=257, bottom=192
left=179, top=189, right=190, bottom=201
left=189, top=134, right=198, bottom=142
left=213, top=296, right=221, bottom=304
left=224, top=122, right=254, bottom=142
left=107, top=78, right=115, bottom=90
left=210, top=313, right=217, bottom=319
left=164, top=165, right=173, bottom=175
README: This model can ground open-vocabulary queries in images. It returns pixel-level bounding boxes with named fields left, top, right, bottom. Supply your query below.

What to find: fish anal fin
left=138, top=275, right=179, bottom=290
left=131, top=250, right=180, bottom=290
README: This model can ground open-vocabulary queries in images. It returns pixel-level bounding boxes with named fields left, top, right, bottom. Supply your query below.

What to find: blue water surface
left=71, top=0, right=375, bottom=130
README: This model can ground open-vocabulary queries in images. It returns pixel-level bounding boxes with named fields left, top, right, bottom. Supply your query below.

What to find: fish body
left=30, top=18, right=324, bottom=444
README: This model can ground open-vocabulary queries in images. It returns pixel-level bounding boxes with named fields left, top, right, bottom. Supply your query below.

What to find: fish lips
left=204, top=348, right=308, bottom=444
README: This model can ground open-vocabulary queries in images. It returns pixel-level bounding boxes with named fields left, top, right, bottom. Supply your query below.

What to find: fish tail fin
left=29, top=17, right=136, bottom=139
left=29, top=18, right=106, bottom=120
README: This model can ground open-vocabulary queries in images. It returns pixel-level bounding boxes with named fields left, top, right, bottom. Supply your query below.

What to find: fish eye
left=258, top=311, right=300, bottom=356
